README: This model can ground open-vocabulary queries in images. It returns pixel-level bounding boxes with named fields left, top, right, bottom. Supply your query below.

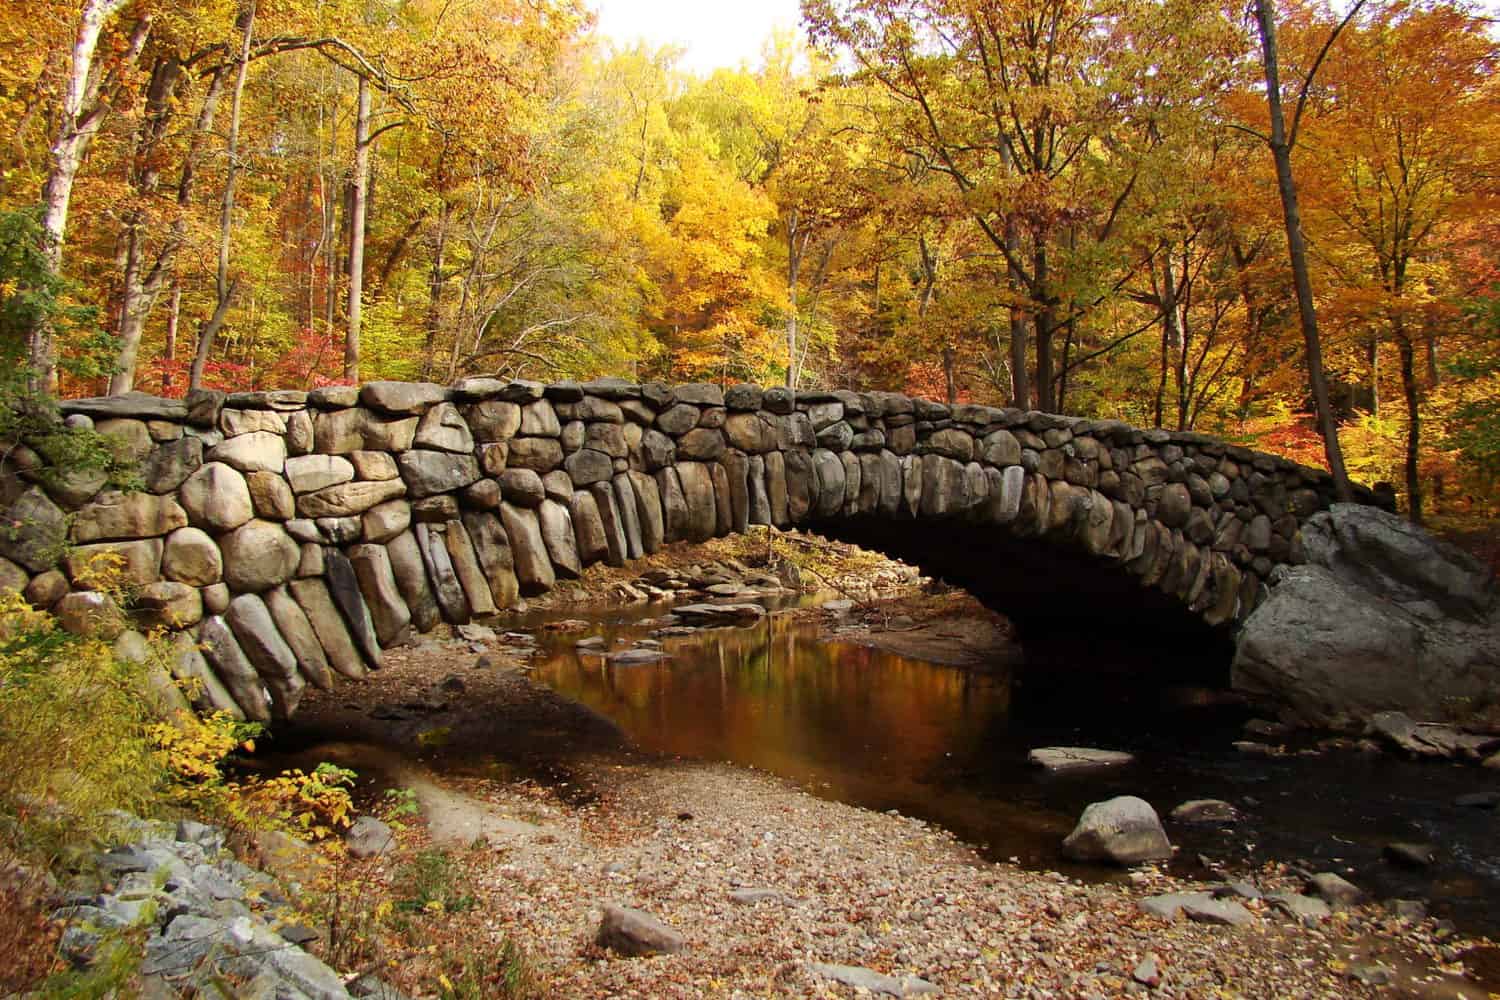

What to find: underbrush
left=0, top=584, right=363, bottom=994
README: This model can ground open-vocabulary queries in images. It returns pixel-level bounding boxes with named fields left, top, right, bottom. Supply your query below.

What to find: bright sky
left=591, top=0, right=806, bottom=75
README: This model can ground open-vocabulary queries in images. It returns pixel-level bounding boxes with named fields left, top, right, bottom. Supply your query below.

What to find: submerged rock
left=1170, top=799, right=1240, bottom=824
left=1028, top=747, right=1135, bottom=772
left=672, top=603, right=767, bottom=626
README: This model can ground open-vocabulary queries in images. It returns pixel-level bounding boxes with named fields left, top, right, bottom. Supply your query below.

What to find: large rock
left=413, top=402, right=474, bottom=453
left=627, top=470, right=665, bottom=554
left=538, top=499, right=581, bottom=579
left=220, top=519, right=299, bottom=592
left=142, top=435, right=203, bottom=492
left=226, top=593, right=305, bottom=718
left=676, top=462, right=717, bottom=542
left=166, top=630, right=242, bottom=719
left=464, top=399, right=521, bottom=441
left=53, top=590, right=124, bottom=638
left=612, top=474, right=645, bottom=559
left=397, top=451, right=480, bottom=499
left=590, top=482, right=628, bottom=566
left=810, top=963, right=938, bottom=998
left=61, top=391, right=187, bottom=422
left=500, top=503, right=555, bottom=595
left=264, top=585, right=334, bottom=691
left=350, top=544, right=413, bottom=646
left=386, top=529, right=442, bottom=632
left=1060, top=796, right=1172, bottom=866
left=1233, top=505, right=1500, bottom=730
left=71, top=491, right=187, bottom=542
left=133, top=581, right=202, bottom=628
left=324, top=549, right=384, bottom=667
left=313, top=408, right=417, bottom=453
left=1028, top=747, right=1135, bottom=772
left=284, top=454, right=355, bottom=494
left=461, top=512, right=520, bottom=609
left=179, top=463, right=254, bottom=532
left=220, top=407, right=285, bottom=436
left=245, top=471, right=294, bottom=520
left=296, top=478, right=406, bottom=518
left=206, top=431, right=286, bottom=474
left=0, top=487, right=67, bottom=571
left=443, top=520, right=498, bottom=616
left=199, top=615, right=273, bottom=722
left=360, top=380, right=448, bottom=415
left=64, top=538, right=162, bottom=586
left=1303, top=503, right=1494, bottom=620
left=288, top=577, right=368, bottom=678
left=595, top=903, right=686, bottom=957
left=362, top=498, right=411, bottom=544
left=563, top=448, right=613, bottom=486
left=415, top=523, right=470, bottom=624
left=0, top=556, right=26, bottom=593
left=567, top=490, right=609, bottom=566
left=94, top=419, right=151, bottom=465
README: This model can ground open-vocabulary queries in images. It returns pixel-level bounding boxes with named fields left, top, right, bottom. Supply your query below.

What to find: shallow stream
left=521, top=600, right=1500, bottom=936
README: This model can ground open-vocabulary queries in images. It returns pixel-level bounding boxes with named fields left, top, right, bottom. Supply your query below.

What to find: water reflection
left=534, top=614, right=1011, bottom=809
left=529, top=609, right=1500, bottom=933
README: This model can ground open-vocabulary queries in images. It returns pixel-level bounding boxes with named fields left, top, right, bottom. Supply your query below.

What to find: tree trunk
left=1254, top=0, right=1354, bottom=500
left=31, top=0, right=138, bottom=391
left=162, top=280, right=181, bottom=392
left=423, top=200, right=451, bottom=377
left=1034, top=247, right=1056, bottom=411
left=1397, top=330, right=1422, bottom=523
left=190, top=0, right=255, bottom=391
left=346, top=74, right=371, bottom=383
left=1001, top=141, right=1030, bottom=409
left=785, top=213, right=803, bottom=390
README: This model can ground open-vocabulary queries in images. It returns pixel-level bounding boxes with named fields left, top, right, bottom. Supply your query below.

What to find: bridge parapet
left=0, top=379, right=1383, bottom=721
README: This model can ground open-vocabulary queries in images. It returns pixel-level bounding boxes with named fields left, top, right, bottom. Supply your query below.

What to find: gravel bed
left=280, top=634, right=1494, bottom=999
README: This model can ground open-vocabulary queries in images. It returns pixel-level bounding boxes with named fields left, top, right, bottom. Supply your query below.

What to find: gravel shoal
left=278, top=633, right=1494, bottom=999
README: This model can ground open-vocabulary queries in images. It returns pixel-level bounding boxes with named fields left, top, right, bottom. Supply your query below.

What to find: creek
left=520, top=598, right=1500, bottom=937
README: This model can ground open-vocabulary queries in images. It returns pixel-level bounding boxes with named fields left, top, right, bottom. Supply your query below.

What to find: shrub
left=0, top=591, right=170, bottom=855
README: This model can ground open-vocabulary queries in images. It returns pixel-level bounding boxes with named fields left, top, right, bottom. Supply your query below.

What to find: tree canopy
left=3, top=0, right=1498, bottom=520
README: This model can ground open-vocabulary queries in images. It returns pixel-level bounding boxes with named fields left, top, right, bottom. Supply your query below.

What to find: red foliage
left=142, top=329, right=347, bottom=397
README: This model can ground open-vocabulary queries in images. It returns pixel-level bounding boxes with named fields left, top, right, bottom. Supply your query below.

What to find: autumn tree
left=1296, top=0, right=1499, bottom=520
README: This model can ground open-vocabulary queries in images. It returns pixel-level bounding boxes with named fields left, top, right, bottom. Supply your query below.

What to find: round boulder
left=219, top=519, right=299, bottom=593
left=162, top=526, right=223, bottom=586
left=1061, top=795, right=1172, bottom=866
left=179, top=462, right=255, bottom=532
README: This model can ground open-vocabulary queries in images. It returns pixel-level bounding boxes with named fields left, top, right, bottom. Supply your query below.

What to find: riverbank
left=262, top=627, right=1498, bottom=999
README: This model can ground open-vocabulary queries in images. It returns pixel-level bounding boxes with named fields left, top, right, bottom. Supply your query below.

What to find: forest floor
left=261, top=539, right=1500, bottom=999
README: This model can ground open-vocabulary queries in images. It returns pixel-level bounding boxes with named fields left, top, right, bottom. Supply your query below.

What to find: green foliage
left=382, top=786, right=421, bottom=829
left=0, top=209, right=136, bottom=491
left=0, top=208, right=101, bottom=374
left=393, top=849, right=477, bottom=914
left=1440, top=353, right=1500, bottom=491
left=437, top=936, right=538, bottom=1000
left=0, top=592, right=172, bottom=856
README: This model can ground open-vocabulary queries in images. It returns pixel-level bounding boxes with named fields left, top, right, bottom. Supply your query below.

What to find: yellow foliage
left=0, top=591, right=169, bottom=849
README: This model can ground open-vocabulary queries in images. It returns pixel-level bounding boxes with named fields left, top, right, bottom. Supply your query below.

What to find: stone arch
left=1, top=379, right=1386, bottom=722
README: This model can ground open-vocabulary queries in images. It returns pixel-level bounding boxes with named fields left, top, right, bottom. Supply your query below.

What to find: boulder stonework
left=28, top=380, right=1387, bottom=721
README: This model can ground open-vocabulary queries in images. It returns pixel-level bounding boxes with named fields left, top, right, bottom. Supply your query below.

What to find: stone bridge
left=0, top=379, right=1384, bottom=723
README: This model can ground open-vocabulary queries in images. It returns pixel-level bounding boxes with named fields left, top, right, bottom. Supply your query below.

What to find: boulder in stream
left=1061, top=795, right=1172, bottom=866
left=1232, top=504, right=1500, bottom=732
